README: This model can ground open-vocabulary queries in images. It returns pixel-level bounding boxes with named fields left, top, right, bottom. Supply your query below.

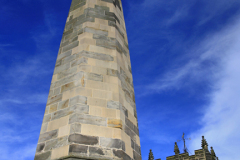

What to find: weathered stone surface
left=36, top=143, right=45, bottom=153
left=84, top=27, right=108, bottom=36
left=54, top=63, right=70, bottom=74
left=34, top=151, right=51, bottom=160
left=89, top=147, right=113, bottom=158
left=113, top=150, right=131, bottom=160
left=107, top=101, right=122, bottom=110
left=69, top=134, right=99, bottom=145
left=71, top=57, right=88, bottom=67
left=52, top=104, right=89, bottom=120
left=69, top=114, right=107, bottom=126
left=47, top=94, right=62, bottom=106
left=51, top=72, right=84, bottom=89
left=70, top=95, right=87, bottom=106
left=36, top=0, right=142, bottom=159
left=62, top=41, right=79, bottom=52
left=133, top=150, right=142, bottom=160
left=45, top=136, right=68, bottom=151
left=73, top=104, right=89, bottom=114
left=85, top=72, right=103, bottom=82
left=70, top=123, right=81, bottom=134
left=39, top=129, right=58, bottom=143
left=107, top=69, right=118, bottom=77
left=107, top=119, right=122, bottom=129
left=43, top=114, right=51, bottom=123
left=77, top=50, right=114, bottom=61
left=69, top=144, right=88, bottom=154
left=57, top=66, right=77, bottom=80
left=57, top=50, right=72, bottom=61
left=124, top=125, right=136, bottom=141
left=40, top=123, right=48, bottom=134
left=58, top=99, right=69, bottom=110
left=70, top=0, right=86, bottom=12
left=131, top=140, right=141, bottom=155
left=100, top=137, right=124, bottom=150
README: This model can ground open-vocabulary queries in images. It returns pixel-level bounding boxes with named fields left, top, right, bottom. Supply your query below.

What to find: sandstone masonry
left=34, top=0, right=142, bottom=160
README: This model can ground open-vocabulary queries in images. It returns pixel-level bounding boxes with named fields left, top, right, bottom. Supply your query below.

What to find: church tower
left=34, top=0, right=141, bottom=160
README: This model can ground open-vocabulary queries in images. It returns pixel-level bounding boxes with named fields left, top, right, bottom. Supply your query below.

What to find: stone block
left=100, top=137, right=124, bottom=150
left=70, top=123, right=82, bottom=134
left=68, top=133, right=99, bottom=145
left=89, top=106, right=102, bottom=117
left=57, top=50, right=72, bottom=61
left=52, top=104, right=89, bottom=121
left=57, top=67, right=78, bottom=80
left=62, top=41, right=79, bottom=52
left=47, top=116, right=69, bottom=132
left=51, top=72, right=84, bottom=89
left=58, top=99, right=69, bottom=110
left=84, top=27, right=108, bottom=36
left=108, top=119, right=122, bottom=129
left=54, top=63, right=70, bottom=74
left=69, top=144, right=88, bottom=155
left=34, top=151, right=51, bottom=160
left=85, top=72, right=103, bottom=82
left=77, top=50, right=114, bottom=61
left=78, top=65, right=92, bottom=72
left=61, top=81, right=83, bottom=93
left=51, top=145, right=69, bottom=159
left=113, top=149, right=131, bottom=160
left=40, top=123, right=48, bottom=134
left=69, top=95, right=87, bottom=106
left=45, top=136, right=68, bottom=151
left=69, top=114, right=107, bottom=126
left=36, top=143, right=45, bottom=153
left=39, top=130, right=58, bottom=143
left=49, top=104, right=57, bottom=113
left=107, top=100, right=122, bottom=110
left=102, top=108, right=116, bottom=118
left=89, top=147, right=113, bottom=158
left=43, top=114, right=51, bottom=123
left=92, top=90, right=112, bottom=100
left=133, top=150, right=142, bottom=160
left=71, top=57, right=88, bottom=67
left=81, top=124, right=112, bottom=138
left=87, top=97, right=107, bottom=107
left=107, top=68, right=118, bottom=77
left=59, top=125, right=70, bottom=137
left=47, top=94, right=62, bottom=106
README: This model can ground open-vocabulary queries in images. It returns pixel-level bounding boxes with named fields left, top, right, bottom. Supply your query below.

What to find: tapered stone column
left=34, top=0, right=141, bottom=160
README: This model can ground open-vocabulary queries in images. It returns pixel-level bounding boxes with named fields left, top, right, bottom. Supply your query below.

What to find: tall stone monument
left=34, top=0, right=141, bottom=160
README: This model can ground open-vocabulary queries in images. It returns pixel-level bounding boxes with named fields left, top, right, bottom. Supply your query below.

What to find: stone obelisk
left=34, top=0, right=141, bottom=160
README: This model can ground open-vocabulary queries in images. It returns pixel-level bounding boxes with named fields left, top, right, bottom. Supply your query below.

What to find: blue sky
left=0, top=0, right=240, bottom=159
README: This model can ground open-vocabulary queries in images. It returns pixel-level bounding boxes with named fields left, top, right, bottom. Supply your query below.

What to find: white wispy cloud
left=188, top=16, right=240, bottom=159
left=142, top=11, right=240, bottom=159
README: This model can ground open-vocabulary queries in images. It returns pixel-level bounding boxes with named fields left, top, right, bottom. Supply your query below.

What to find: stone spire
left=34, top=0, right=142, bottom=160
left=174, top=142, right=180, bottom=155
left=148, top=149, right=154, bottom=160
left=201, top=136, right=208, bottom=150
left=211, top=147, right=216, bottom=160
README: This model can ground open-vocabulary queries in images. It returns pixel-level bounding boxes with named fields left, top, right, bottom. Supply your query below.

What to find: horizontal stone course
left=77, top=50, right=114, bottom=61
left=69, top=144, right=88, bottom=154
left=45, top=136, right=68, bottom=151
left=100, top=137, right=123, bottom=150
left=39, top=129, right=58, bottom=143
left=69, top=134, right=99, bottom=145
left=52, top=104, right=89, bottom=121
left=113, top=149, right=132, bottom=160
left=69, top=114, right=107, bottom=126
left=34, top=151, right=51, bottom=160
